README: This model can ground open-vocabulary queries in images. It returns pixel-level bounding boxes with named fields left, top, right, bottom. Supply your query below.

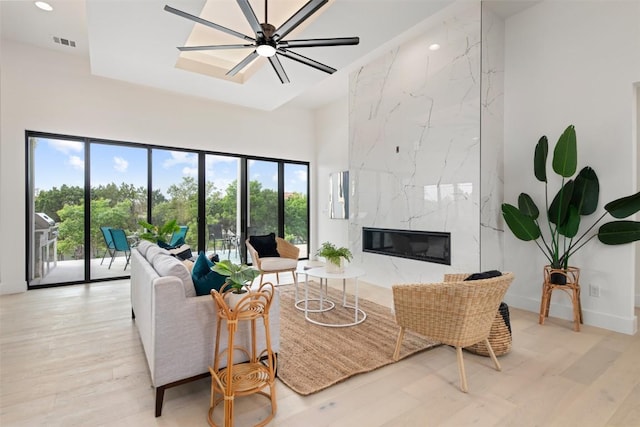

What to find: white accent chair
left=246, top=236, right=299, bottom=286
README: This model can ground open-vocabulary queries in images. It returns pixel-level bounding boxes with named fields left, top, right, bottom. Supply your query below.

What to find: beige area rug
left=276, top=283, right=440, bottom=395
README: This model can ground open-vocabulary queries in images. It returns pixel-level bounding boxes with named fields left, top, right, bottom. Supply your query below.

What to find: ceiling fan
left=164, top=0, right=360, bottom=84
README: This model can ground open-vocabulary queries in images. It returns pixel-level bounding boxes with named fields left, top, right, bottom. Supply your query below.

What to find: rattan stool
left=208, top=282, right=277, bottom=427
left=539, top=265, right=582, bottom=332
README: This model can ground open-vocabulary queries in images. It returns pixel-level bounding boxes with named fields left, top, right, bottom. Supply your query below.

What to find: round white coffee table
left=300, top=266, right=366, bottom=327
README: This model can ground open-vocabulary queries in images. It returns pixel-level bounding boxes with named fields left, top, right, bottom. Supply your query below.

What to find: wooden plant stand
left=539, top=265, right=583, bottom=332
left=208, top=283, right=277, bottom=426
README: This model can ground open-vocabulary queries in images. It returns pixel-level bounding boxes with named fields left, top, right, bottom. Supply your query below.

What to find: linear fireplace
left=362, top=227, right=451, bottom=265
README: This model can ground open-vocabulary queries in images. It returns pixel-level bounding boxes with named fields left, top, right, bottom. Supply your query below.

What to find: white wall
left=0, top=40, right=315, bottom=294
left=503, top=1, right=640, bottom=334
left=314, top=97, right=350, bottom=257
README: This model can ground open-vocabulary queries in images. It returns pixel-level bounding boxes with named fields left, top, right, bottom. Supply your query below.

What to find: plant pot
left=544, top=265, right=580, bottom=286
left=225, top=289, right=249, bottom=311
left=325, top=258, right=345, bottom=273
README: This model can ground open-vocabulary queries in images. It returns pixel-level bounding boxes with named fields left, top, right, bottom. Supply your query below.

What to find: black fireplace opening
left=362, top=227, right=451, bottom=265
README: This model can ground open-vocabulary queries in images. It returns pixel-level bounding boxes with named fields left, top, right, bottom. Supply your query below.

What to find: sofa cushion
left=153, top=253, right=196, bottom=298
left=182, top=259, right=194, bottom=272
left=191, top=252, right=227, bottom=296
left=145, top=245, right=167, bottom=263
left=464, top=270, right=503, bottom=281
left=136, top=239, right=154, bottom=258
left=260, top=257, right=298, bottom=271
left=249, top=233, right=279, bottom=257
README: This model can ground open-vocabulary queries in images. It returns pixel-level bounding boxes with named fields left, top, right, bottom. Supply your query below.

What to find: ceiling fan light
left=256, top=44, right=276, bottom=57
left=34, top=1, right=53, bottom=11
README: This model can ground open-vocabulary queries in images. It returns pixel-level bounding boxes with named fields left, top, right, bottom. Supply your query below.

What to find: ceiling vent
left=52, top=36, right=76, bottom=48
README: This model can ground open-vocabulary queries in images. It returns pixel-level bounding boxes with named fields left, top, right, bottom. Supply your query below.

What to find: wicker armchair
left=392, top=272, right=514, bottom=392
left=246, top=237, right=300, bottom=286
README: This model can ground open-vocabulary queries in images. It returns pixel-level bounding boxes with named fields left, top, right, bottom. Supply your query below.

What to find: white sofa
left=130, top=240, right=280, bottom=416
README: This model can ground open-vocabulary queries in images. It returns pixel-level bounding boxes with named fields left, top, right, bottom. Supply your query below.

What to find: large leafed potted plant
left=502, top=124, right=640, bottom=283
left=138, top=219, right=180, bottom=244
left=317, top=241, right=353, bottom=273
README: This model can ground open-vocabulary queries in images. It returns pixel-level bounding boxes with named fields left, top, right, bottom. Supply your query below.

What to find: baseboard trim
left=504, top=293, right=637, bottom=335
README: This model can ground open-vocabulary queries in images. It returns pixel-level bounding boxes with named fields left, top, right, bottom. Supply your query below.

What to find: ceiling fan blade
left=178, top=44, right=255, bottom=52
left=273, top=0, right=328, bottom=42
left=236, top=0, right=264, bottom=39
left=268, top=56, right=290, bottom=84
left=164, top=5, right=255, bottom=42
left=278, top=37, right=360, bottom=48
left=226, top=51, right=260, bottom=77
left=277, top=49, right=336, bottom=74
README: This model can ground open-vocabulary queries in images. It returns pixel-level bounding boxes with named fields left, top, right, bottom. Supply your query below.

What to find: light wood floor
left=1, top=277, right=639, bottom=427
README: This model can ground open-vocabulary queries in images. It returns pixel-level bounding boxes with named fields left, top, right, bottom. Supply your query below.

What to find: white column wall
left=503, top=1, right=640, bottom=334
left=480, top=4, right=505, bottom=271
left=314, top=97, right=350, bottom=257
left=0, top=40, right=315, bottom=294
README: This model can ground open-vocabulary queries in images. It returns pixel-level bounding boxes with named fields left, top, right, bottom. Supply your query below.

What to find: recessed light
left=35, top=1, right=53, bottom=11
left=429, top=43, right=441, bottom=51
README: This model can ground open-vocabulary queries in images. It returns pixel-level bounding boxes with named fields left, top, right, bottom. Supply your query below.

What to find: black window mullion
left=197, top=153, right=206, bottom=253
left=146, top=148, right=153, bottom=223
left=278, top=162, right=285, bottom=238
left=240, top=158, right=248, bottom=263
left=84, top=139, right=91, bottom=282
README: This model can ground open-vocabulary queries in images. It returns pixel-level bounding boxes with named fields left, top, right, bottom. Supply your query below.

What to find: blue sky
left=34, top=138, right=307, bottom=195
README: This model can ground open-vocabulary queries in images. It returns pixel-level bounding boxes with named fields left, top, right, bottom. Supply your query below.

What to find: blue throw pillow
left=192, top=251, right=227, bottom=296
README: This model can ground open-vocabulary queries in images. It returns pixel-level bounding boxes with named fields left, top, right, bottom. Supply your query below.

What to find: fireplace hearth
left=362, top=227, right=451, bottom=265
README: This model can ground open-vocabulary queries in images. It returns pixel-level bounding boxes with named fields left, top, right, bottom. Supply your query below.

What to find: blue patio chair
left=108, top=228, right=131, bottom=270
left=100, top=226, right=115, bottom=265
left=169, top=225, right=188, bottom=247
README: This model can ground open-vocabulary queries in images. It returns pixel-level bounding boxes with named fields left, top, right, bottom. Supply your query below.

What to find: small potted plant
left=212, top=259, right=260, bottom=294
left=317, top=241, right=353, bottom=273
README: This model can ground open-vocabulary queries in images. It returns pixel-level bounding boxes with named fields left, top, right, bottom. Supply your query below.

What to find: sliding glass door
left=151, top=149, right=199, bottom=250
left=284, top=163, right=309, bottom=259
left=205, top=154, right=241, bottom=262
left=28, top=135, right=85, bottom=285
left=90, top=143, right=147, bottom=279
left=27, top=131, right=310, bottom=287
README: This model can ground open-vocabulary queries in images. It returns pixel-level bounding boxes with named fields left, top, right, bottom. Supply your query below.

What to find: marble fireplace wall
left=348, top=2, right=482, bottom=286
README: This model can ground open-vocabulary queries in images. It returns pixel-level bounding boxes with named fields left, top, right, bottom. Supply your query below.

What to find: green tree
left=213, top=180, right=238, bottom=231
left=152, top=177, right=199, bottom=247
left=56, top=202, right=84, bottom=258
left=285, top=192, right=308, bottom=243
left=35, top=184, right=83, bottom=222
left=249, top=180, right=278, bottom=235
left=57, top=198, right=134, bottom=259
